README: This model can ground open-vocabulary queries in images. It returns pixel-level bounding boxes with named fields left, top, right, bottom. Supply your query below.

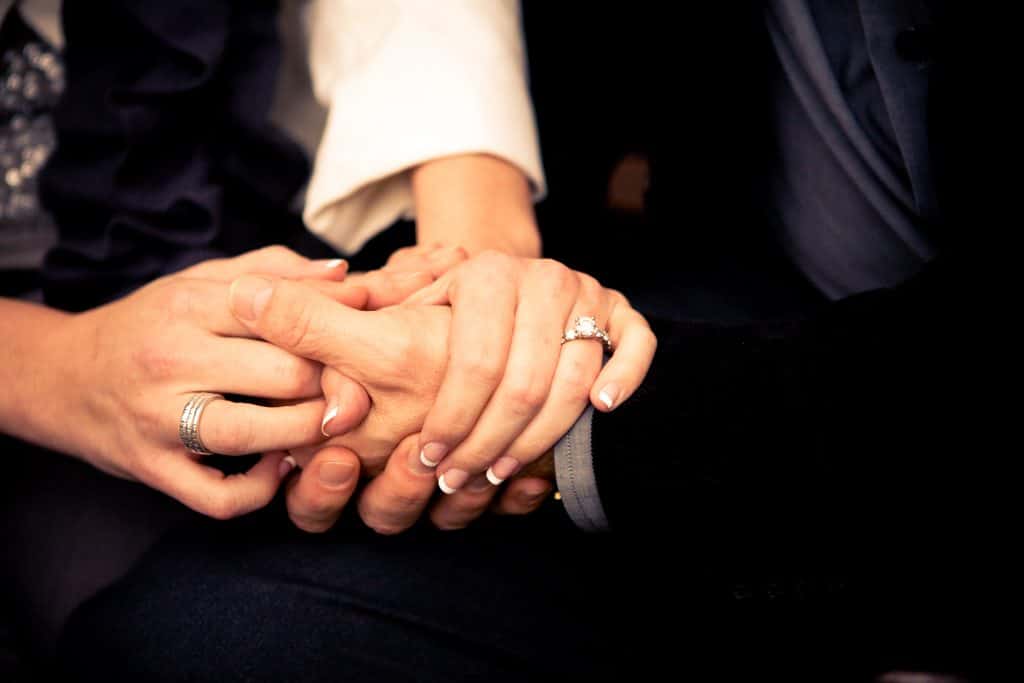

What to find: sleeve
left=301, top=0, right=546, bottom=254
left=573, top=255, right=988, bottom=597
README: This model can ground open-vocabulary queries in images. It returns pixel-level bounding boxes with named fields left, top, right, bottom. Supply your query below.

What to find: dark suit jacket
left=586, top=2, right=990, bottom=625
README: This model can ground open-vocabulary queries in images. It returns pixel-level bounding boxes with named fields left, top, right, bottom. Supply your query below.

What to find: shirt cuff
left=302, top=0, right=545, bottom=255
left=553, top=406, right=610, bottom=532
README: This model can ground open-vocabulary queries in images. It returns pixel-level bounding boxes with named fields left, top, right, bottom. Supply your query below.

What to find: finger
left=196, top=337, right=322, bottom=399
left=590, top=296, right=657, bottom=412
left=178, top=396, right=326, bottom=455
left=500, top=294, right=611, bottom=468
left=414, top=253, right=519, bottom=473
left=431, top=260, right=580, bottom=491
left=423, top=245, right=470, bottom=277
left=385, top=244, right=441, bottom=268
left=183, top=245, right=348, bottom=283
left=341, top=270, right=435, bottom=309
left=285, top=445, right=361, bottom=533
left=401, top=270, right=453, bottom=306
left=357, top=434, right=437, bottom=535
left=319, top=367, right=372, bottom=437
left=228, top=276, right=385, bottom=369
left=493, top=478, right=554, bottom=515
left=145, top=450, right=289, bottom=520
left=428, top=475, right=499, bottom=530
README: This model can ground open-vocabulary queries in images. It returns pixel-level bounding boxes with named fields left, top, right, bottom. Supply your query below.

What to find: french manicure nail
left=325, top=258, right=347, bottom=270
left=438, top=469, right=469, bottom=494
left=230, top=276, right=274, bottom=320
left=408, top=444, right=436, bottom=474
left=598, top=383, right=621, bottom=410
left=319, top=460, right=355, bottom=488
left=279, top=455, right=297, bottom=478
left=485, top=456, right=521, bottom=486
left=321, top=400, right=339, bottom=437
left=419, top=442, right=447, bottom=468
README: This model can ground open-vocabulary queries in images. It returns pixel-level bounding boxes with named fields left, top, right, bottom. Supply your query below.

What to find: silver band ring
left=179, top=392, right=224, bottom=455
left=561, top=316, right=613, bottom=354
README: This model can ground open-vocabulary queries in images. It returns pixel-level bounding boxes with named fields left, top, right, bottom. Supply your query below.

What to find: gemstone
left=577, top=317, right=597, bottom=335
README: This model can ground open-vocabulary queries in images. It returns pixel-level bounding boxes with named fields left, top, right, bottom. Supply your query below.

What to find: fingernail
left=319, top=460, right=355, bottom=488
left=278, top=455, right=297, bottom=478
left=438, top=469, right=469, bottom=494
left=598, top=382, right=621, bottom=410
left=325, top=258, right=347, bottom=270
left=321, top=399, right=339, bottom=437
left=407, top=444, right=436, bottom=475
left=485, top=456, right=521, bottom=486
left=230, top=276, right=273, bottom=320
left=419, top=442, right=447, bottom=468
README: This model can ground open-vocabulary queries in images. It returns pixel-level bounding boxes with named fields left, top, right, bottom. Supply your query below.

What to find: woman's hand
left=46, top=247, right=368, bottom=519
left=402, top=251, right=656, bottom=498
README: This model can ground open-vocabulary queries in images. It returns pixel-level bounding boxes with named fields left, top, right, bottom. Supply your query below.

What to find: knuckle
left=134, top=340, right=182, bottom=381
left=531, top=259, right=574, bottom=290
left=502, top=376, right=548, bottom=417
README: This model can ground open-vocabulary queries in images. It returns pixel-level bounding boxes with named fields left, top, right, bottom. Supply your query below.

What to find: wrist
left=412, top=154, right=541, bottom=258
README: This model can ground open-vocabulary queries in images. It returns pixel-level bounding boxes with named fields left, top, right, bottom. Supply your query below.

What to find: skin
left=0, top=246, right=431, bottom=519
left=228, top=269, right=655, bottom=534
left=285, top=154, right=656, bottom=533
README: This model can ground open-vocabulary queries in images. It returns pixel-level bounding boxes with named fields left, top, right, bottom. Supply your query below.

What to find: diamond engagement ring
left=179, top=392, right=224, bottom=455
left=561, top=316, right=613, bottom=354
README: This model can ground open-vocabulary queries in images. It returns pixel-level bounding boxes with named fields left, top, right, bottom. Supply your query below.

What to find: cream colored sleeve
left=302, top=0, right=546, bottom=254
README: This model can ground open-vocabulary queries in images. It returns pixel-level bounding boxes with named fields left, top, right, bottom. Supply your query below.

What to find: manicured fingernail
left=279, top=455, right=297, bottom=478
left=229, top=276, right=273, bottom=320
left=598, top=383, right=621, bottom=410
left=438, top=469, right=469, bottom=494
left=321, top=399, right=339, bottom=437
left=419, top=442, right=447, bottom=468
left=407, top=444, right=436, bottom=474
left=325, top=258, right=347, bottom=270
left=319, top=460, right=355, bottom=488
left=485, top=456, right=521, bottom=486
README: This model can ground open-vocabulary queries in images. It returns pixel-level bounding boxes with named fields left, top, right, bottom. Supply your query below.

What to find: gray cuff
left=553, top=406, right=609, bottom=532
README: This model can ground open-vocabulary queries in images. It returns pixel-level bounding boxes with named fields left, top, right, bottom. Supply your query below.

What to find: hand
left=228, top=276, right=457, bottom=530
left=52, top=246, right=367, bottom=519
left=402, top=251, right=656, bottom=499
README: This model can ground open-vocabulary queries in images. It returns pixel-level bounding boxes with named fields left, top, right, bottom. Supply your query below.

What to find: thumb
left=228, top=275, right=375, bottom=370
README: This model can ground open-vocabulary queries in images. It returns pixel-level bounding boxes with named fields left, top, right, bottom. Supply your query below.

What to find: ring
left=178, top=392, right=224, bottom=455
left=561, top=316, right=613, bottom=354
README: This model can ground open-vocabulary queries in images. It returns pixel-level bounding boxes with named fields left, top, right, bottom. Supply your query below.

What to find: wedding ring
left=561, top=316, right=613, bottom=354
left=179, top=392, right=224, bottom=455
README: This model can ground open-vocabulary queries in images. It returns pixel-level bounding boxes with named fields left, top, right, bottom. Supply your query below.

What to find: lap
left=57, top=505, right=643, bottom=682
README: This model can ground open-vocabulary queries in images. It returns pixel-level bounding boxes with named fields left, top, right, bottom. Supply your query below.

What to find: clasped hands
left=60, top=244, right=653, bottom=533
left=227, top=247, right=656, bottom=533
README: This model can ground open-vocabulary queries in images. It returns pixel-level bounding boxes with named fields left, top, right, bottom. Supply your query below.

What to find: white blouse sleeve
left=302, top=0, right=546, bottom=254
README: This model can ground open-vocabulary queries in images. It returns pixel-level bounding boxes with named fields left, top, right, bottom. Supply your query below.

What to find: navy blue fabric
left=39, top=0, right=313, bottom=311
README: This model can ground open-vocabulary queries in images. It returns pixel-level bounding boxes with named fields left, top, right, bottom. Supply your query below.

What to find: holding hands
left=227, top=249, right=656, bottom=533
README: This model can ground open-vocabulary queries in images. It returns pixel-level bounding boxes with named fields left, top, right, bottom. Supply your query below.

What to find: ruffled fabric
left=41, top=0, right=309, bottom=311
